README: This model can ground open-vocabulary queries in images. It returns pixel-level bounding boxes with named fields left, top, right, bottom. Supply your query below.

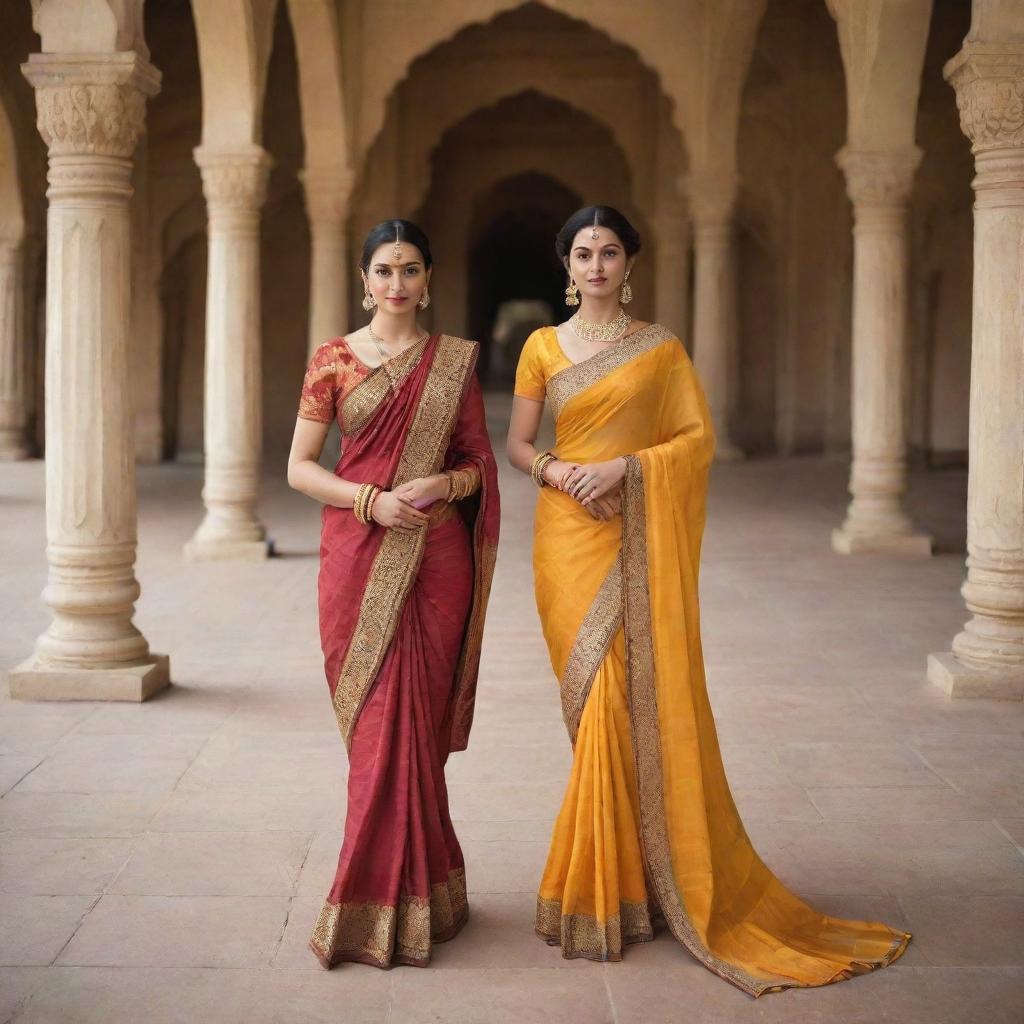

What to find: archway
left=414, top=90, right=643, bottom=379
left=466, top=173, right=582, bottom=382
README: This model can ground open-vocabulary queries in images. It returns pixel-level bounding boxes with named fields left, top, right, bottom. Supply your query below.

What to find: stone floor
left=1, top=411, right=1022, bottom=1023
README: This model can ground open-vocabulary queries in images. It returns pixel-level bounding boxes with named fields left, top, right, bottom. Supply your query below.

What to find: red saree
left=297, top=333, right=500, bottom=968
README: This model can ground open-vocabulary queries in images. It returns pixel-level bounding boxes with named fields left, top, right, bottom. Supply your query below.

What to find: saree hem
left=310, top=868, right=469, bottom=971
left=535, top=895, right=655, bottom=962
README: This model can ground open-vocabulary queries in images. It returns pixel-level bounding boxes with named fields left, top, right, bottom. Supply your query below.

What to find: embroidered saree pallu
left=515, top=324, right=910, bottom=996
left=298, top=333, right=499, bottom=969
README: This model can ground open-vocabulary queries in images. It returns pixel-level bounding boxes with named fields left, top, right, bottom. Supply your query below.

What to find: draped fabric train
left=515, top=324, right=911, bottom=996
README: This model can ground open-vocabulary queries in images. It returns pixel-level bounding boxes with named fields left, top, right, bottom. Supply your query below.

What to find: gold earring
left=620, top=270, right=632, bottom=305
left=362, top=289, right=376, bottom=311
left=565, top=278, right=580, bottom=307
left=418, top=287, right=431, bottom=310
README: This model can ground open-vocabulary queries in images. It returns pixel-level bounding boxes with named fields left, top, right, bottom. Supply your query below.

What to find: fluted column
left=184, top=145, right=272, bottom=562
left=832, top=148, right=932, bottom=556
left=302, top=165, right=352, bottom=356
left=687, top=172, right=743, bottom=459
left=10, top=53, right=168, bottom=701
left=928, top=46, right=1024, bottom=699
left=0, top=229, right=30, bottom=460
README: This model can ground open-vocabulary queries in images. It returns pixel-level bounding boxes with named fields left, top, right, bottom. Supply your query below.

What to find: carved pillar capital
left=21, top=52, right=159, bottom=159
left=945, top=45, right=1024, bottom=154
left=682, top=171, right=739, bottom=230
left=300, top=165, right=354, bottom=225
left=194, top=146, right=272, bottom=213
left=835, top=147, right=922, bottom=208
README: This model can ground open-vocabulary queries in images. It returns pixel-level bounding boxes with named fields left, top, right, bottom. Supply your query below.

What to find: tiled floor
left=1, top=410, right=1022, bottom=1023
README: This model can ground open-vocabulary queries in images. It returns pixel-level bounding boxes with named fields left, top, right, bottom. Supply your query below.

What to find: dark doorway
left=468, top=173, right=581, bottom=385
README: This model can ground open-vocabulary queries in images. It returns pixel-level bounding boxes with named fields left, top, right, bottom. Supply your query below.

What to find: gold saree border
left=620, top=454, right=793, bottom=998
left=340, top=335, right=429, bottom=436
left=546, top=323, right=674, bottom=419
left=448, top=515, right=498, bottom=751
left=536, top=895, right=654, bottom=961
left=332, top=335, right=478, bottom=749
left=310, top=867, right=468, bottom=969
left=560, top=558, right=623, bottom=745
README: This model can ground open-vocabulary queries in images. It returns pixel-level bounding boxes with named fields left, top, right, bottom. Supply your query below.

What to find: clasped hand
left=542, top=457, right=627, bottom=521
left=371, top=475, right=447, bottom=531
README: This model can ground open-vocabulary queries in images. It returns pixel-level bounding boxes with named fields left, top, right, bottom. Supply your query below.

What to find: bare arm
left=287, top=417, right=358, bottom=507
left=507, top=395, right=548, bottom=476
left=286, top=417, right=428, bottom=530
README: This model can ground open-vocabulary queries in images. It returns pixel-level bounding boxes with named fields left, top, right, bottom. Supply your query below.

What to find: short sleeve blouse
left=297, top=340, right=370, bottom=424
left=514, top=327, right=570, bottom=401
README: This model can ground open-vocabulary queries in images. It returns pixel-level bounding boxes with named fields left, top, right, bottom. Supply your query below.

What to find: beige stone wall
left=0, top=0, right=975, bottom=463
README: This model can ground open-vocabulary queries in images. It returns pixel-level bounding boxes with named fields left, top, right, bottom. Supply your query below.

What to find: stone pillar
left=10, top=53, right=168, bottom=701
left=832, top=148, right=932, bottom=556
left=928, top=45, right=1024, bottom=699
left=0, top=229, right=31, bottom=460
left=654, top=209, right=691, bottom=348
left=184, top=145, right=272, bottom=562
left=687, top=172, right=743, bottom=459
left=302, top=166, right=352, bottom=356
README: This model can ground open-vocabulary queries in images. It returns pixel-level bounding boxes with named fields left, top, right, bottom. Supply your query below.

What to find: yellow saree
left=515, top=324, right=910, bottom=997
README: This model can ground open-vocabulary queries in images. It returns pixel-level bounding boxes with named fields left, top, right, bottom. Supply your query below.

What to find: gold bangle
left=368, top=483, right=385, bottom=524
left=531, top=451, right=555, bottom=488
left=353, top=482, right=379, bottom=525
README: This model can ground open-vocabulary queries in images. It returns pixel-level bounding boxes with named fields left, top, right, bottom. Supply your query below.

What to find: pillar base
left=8, top=654, right=170, bottom=702
left=831, top=527, right=933, bottom=557
left=184, top=537, right=272, bottom=562
left=927, top=652, right=1024, bottom=700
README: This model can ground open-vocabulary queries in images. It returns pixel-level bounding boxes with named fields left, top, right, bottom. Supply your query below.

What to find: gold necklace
left=571, top=307, right=631, bottom=343
left=367, top=322, right=426, bottom=364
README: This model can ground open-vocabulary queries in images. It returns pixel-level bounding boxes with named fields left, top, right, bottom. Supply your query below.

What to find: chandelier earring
left=418, top=287, right=431, bottom=310
left=565, top=276, right=580, bottom=307
left=620, top=269, right=633, bottom=305
left=362, top=288, right=376, bottom=312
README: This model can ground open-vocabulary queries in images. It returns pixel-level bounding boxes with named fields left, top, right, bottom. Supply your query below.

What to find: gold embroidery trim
left=311, top=867, right=468, bottom=967
left=621, top=455, right=789, bottom=997
left=332, top=336, right=478, bottom=749
left=560, top=558, right=623, bottom=745
left=546, top=323, right=675, bottom=419
left=535, top=895, right=653, bottom=961
left=340, top=336, right=428, bottom=437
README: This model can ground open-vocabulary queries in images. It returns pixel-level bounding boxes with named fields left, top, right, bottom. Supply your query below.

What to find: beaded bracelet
left=531, top=451, right=556, bottom=488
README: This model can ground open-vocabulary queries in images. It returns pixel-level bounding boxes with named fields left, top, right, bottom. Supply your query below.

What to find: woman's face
left=362, top=241, right=430, bottom=314
left=566, top=226, right=631, bottom=302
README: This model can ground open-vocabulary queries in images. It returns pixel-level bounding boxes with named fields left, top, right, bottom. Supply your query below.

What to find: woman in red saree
left=287, top=220, right=499, bottom=969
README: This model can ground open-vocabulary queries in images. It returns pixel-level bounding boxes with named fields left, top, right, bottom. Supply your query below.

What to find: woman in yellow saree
left=507, top=206, right=910, bottom=997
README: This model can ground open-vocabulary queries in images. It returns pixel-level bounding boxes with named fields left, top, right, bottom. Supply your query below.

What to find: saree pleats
left=524, top=324, right=910, bottom=996
left=307, top=335, right=500, bottom=969
left=537, top=631, right=653, bottom=959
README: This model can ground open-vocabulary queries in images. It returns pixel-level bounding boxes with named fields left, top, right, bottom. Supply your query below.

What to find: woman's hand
left=369, top=490, right=430, bottom=531
left=562, top=458, right=628, bottom=506
left=586, top=492, right=622, bottom=521
left=541, top=459, right=578, bottom=490
left=392, top=474, right=448, bottom=509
